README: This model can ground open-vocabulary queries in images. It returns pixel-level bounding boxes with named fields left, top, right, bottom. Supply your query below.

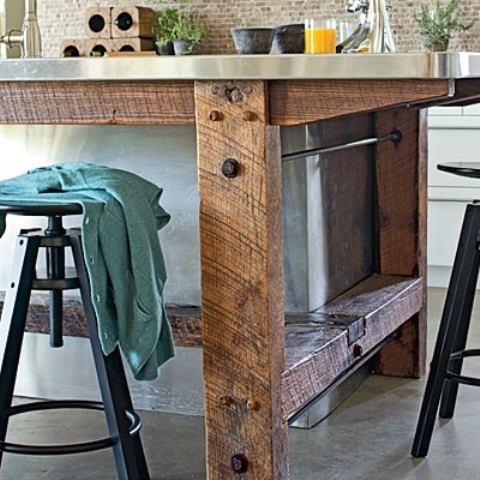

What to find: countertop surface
left=1, top=52, right=480, bottom=81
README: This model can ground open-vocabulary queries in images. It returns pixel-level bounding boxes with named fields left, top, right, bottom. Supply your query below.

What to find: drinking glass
left=304, top=18, right=336, bottom=54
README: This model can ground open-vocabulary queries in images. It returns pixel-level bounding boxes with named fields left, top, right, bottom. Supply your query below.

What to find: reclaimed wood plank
left=281, top=275, right=423, bottom=418
left=374, top=108, right=428, bottom=377
left=0, top=81, right=195, bottom=125
left=19, top=301, right=203, bottom=348
left=195, top=80, right=288, bottom=479
left=268, top=79, right=452, bottom=126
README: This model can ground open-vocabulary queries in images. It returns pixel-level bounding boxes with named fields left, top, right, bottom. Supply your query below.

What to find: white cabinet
left=427, top=106, right=480, bottom=287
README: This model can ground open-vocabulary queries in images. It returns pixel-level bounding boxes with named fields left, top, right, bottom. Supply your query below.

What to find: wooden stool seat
left=412, top=162, right=480, bottom=457
left=0, top=201, right=150, bottom=479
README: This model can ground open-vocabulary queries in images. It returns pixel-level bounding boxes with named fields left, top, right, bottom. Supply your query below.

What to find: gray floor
left=2, top=288, right=480, bottom=479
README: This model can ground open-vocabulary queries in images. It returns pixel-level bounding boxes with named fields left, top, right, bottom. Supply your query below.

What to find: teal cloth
left=0, top=163, right=174, bottom=381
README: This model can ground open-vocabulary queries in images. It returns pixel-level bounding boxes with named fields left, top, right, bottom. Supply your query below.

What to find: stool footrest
left=446, top=348, right=480, bottom=387
left=32, top=277, right=80, bottom=290
left=0, top=400, right=141, bottom=456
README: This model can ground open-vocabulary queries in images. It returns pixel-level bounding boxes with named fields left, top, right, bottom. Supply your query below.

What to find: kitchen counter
left=0, top=53, right=479, bottom=479
left=1, top=52, right=480, bottom=81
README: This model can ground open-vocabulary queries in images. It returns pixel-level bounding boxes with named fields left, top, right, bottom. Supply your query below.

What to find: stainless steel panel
left=15, top=333, right=205, bottom=415
left=282, top=116, right=374, bottom=311
left=0, top=122, right=374, bottom=311
left=0, top=52, right=478, bottom=81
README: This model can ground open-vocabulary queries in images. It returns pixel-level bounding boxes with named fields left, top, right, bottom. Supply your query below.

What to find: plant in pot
left=153, top=5, right=181, bottom=55
left=171, top=9, right=209, bottom=55
left=414, top=0, right=474, bottom=51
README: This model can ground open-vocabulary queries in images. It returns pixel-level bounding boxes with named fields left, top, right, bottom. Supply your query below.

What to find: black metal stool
left=412, top=162, right=480, bottom=458
left=0, top=203, right=150, bottom=479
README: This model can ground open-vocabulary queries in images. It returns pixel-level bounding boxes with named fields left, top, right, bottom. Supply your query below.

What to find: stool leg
left=0, top=236, right=39, bottom=464
left=70, top=235, right=150, bottom=480
left=439, top=240, right=480, bottom=419
left=412, top=204, right=480, bottom=457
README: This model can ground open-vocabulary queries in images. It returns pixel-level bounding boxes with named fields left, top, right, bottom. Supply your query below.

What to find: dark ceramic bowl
left=273, top=23, right=305, bottom=54
left=231, top=28, right=274, bottom=54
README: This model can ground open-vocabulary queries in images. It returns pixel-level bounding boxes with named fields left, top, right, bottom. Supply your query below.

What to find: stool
left=0, top=203, right=150, bottom=479
left=412, top=162, right=480, bottom=458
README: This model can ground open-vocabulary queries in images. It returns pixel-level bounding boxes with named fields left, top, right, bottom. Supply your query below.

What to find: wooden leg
left=374, top=108, right=428, bottom=378
left=195, top=81, right=288, bottom=479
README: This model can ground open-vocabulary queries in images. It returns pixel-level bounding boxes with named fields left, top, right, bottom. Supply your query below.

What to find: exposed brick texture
left=37, top=1, right=480, bottom=58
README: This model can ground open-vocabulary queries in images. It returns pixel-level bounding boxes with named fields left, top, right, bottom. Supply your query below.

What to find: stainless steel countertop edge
left=1, top=52, right=480, bottom=81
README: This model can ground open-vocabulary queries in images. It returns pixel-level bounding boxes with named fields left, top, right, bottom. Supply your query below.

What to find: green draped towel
left=0, top=163, right=174, bottom=381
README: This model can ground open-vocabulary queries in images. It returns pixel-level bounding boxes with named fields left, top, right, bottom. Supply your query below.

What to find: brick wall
left=37, top=0, right=480, bottom=57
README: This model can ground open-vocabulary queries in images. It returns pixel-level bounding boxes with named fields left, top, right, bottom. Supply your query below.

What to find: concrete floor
left=2, top=287, right=480, bottom=479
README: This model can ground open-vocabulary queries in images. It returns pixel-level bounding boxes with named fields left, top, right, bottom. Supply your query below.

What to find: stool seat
left=438, top=162, right=480, bottom=178
left=0, top=203, right=150, bottom=479
left=0, top=203, right=83, bottom=216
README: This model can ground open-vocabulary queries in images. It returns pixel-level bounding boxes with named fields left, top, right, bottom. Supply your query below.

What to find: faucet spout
left=339, top=0, right=395, bottom=53
left=0, top=0, right=42, bottom=58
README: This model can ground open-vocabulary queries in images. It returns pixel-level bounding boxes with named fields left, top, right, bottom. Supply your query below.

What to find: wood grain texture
left=374, top=108, right=428, bottom=377
left=282, top=275, right=423, bottom=417
left=17, top=301, right=203, bottom=348
left=0, top=81, right=195, bottom=125
left=268, top=79, right=452, bottom=125
left=195, top=80, right=288, bottom=479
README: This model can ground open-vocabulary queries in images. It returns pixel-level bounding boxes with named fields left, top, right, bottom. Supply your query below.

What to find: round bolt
left=219, top=395, right=233, bottom=407
left=211, top=85, right=219, bottom=94
left=353, top=344, right=363, bottom=358
left=221, top=158, right=240, bottom=178
left=242, top=111, right=256, bottom=122
left=208, top=110, right=223, bottom=122
left=246, top=399, right=260, bottom=411
left=231, top=453, right=249, bottom=474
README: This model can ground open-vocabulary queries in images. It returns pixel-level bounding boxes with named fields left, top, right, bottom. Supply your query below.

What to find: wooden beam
left=195, top=80, right=288, bottom=479
left=281, top=275, right=423, bottom=417
left=374, top=108, right=428, bottom=378
left=0, top=81, right=195, bottom=125
left=268, top=79, right=452, bottom=126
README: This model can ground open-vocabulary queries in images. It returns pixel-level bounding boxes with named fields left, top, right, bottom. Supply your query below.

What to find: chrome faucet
left=0, top=0, right=41, bottom=58
left=338, top=0, right=395, bottom=53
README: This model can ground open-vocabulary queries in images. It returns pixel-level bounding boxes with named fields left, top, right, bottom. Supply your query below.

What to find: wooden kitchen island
left=1, top=52, right=480, bottom=479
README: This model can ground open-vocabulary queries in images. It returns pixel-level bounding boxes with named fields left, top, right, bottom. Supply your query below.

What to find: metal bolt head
left=219, top=395, right=233, bottom=407
left=353, top=344, right=363, bottom=358
left=231, top=453, right=249, bottom=474
left=221, top=158, right=240, bottom=178
left=242, top=111, right=256, bottom=122
left=246, top=399, right=260, bottom=411
left=208, top=110, right=223, bottom=121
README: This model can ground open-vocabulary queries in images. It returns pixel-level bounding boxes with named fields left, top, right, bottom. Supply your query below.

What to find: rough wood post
left=374, top=107, right=428, bottom=378
left=195, top=80, right=288, bottom=479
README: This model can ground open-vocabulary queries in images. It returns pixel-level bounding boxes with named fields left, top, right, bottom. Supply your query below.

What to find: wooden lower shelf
left=281, top=274, right=423, bottom=417
left=20, top=273, right=422, bottom=419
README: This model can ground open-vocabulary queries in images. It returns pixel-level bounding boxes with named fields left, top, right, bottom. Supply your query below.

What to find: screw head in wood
left=221, top=158, right=240, bottom=178
left=242, top=111, right=256, bottom=122
left=231, top=453, right=249, bottom=474
left=208, top=110, right=223, bottom=121
left=353, top=344, right=363, bottom=358
left=246, top=399, right=260, bottom=411
left=219, top=395, right=233, bottom=407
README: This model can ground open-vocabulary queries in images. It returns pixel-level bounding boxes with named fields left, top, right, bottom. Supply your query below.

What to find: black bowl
left=273, top=23, right=305, bottom=54
left=231, top=28, right=274, bottom=54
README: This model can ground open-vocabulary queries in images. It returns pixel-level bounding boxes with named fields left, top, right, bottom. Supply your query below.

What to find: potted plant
left=171, top=10, right=209, bottom=55
left=414, top=0, right=475, bottom=51
left=153, top=7, right=180, bottom=55
left=153, top=1, right=209, bottom=55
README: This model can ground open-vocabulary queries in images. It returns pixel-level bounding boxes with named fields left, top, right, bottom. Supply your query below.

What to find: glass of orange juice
left=305, top=18, right=337, bottom=54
